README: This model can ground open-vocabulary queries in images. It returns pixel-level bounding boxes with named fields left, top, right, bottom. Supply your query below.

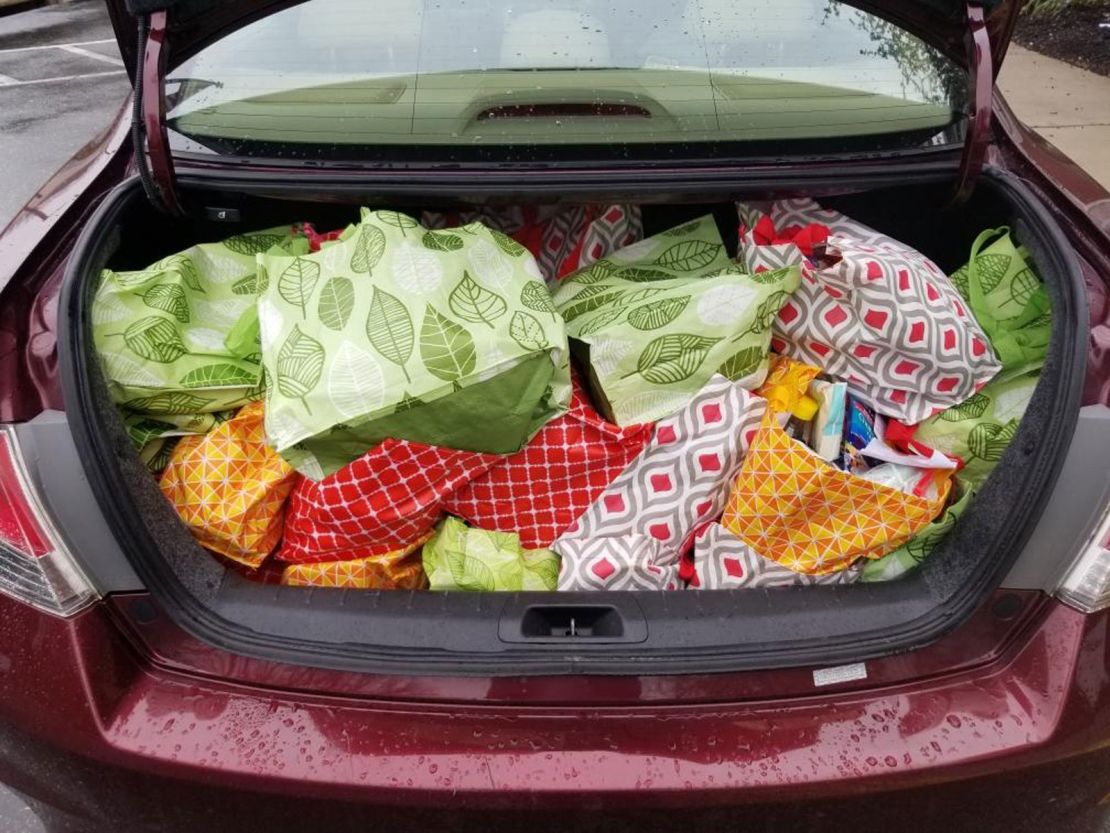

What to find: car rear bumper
left=0, top=593, right=1109, bottom=831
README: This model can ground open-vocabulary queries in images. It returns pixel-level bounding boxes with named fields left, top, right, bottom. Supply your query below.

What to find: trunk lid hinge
left=134, top=10, right=184, bottom=215
left=951, top=1, right=993, bottom=206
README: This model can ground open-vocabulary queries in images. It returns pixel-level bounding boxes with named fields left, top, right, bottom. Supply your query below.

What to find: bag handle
left=964, top=227, right=1049, bottom=371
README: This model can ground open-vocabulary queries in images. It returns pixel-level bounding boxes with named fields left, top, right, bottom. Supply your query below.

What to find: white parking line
left=58, top=44, right=124, bottom=67
left=0, top=69, right=126, bottom=88
left=0, top=38, right=116, bottom=55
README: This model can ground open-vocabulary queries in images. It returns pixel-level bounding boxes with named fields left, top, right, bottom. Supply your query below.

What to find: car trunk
left=57, top=167, right=1087, bottom=676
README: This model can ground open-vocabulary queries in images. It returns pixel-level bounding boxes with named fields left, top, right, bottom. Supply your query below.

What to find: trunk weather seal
left=58, top=168, right=1087, bottom=677
left=169, top=157, right=962, bottom=201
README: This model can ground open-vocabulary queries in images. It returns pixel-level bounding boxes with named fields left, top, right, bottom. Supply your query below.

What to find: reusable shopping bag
left=423, top=517, right=560, bottom=591
left=860, top=479, right=973, bottom=582
left=95, top=227, right=307, bottom=431
left=553, top=215, right=800, bottom=425
left=721, top=408, right=951, bottom=574
left=159, top=401, right=300, bottom=568
left=911, top=227, right=1050, bottom=488
left=737, top=198, right=1001, bottom=423
left=422, top=204, right=643, bottom=283
left=258, top=209, right=571, bottom=478
left=553, top=374, right=767, bottom=591
left=441, top=372, right=653, bottom=549
left=948, top=227, right=1051, bottom=383
left=692, top=524, right=863, bottom=589
left=914, top=371, right=1039, bottom=488
left=279, top=439, right=500, bottom=565
left=281, top=535, right=429, bottom=589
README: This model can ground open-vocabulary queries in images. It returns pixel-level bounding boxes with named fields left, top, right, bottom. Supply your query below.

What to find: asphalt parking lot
left=0, top=4, right=126, bottom=831
left=0, top=0, right=129, bottom=227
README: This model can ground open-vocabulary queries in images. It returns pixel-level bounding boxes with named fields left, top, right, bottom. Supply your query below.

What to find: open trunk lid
left=108, top=0, right=1016, bottom=215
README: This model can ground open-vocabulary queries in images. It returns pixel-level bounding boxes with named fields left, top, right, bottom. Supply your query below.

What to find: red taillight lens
left=0, top=435, right=51, bottom=557
left=0, top=429, right=95, bottom=616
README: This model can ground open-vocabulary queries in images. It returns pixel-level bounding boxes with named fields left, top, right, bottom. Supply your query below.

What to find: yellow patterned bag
left=160, top=401, right=300, bottom=568
left=722, top=357, right=950, bottom=575
left=281, top=536, right=429, bottom=590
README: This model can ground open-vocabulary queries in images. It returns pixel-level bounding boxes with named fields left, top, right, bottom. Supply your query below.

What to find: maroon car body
left=2, top=1, right=1110, bottom=831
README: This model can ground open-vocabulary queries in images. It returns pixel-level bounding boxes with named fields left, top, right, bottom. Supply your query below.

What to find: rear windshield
left=166, top=0, right=968, bottom=163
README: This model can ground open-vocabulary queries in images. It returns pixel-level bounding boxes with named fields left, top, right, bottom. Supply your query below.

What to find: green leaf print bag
left=552, top=215, right=801, bottom=425
left=914, top=227, right=1051, bottom=489
left=93, top=227, right=308, bottom=433
left=948, top=226, right=1051, bottom=384
left=423, top=516, right=560, bottom=592
left=258, top=209, right=571, bottom=478
left=914, top=370, right=1040, bottom=489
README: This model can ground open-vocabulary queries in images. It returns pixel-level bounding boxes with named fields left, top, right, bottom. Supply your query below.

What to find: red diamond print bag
left=691, top=524, right=863, bottom=589
left=736, top=198, right=1001, bottom=423
left=441, top=373, right=653, bottom=549
left=422, top=204, right=642, bottom=283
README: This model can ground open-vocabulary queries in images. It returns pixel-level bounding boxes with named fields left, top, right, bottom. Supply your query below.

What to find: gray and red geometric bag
left=422, top=204, right=642, bottom=284
left=737, top=198, right=1001, bottom=424
left=691, top=524, right=863, bottom=589
left=552, top=375, right=766, bottom=591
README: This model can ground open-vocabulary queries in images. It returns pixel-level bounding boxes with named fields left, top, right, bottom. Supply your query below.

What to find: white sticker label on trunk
left=813, top=662, right=868, bottom=687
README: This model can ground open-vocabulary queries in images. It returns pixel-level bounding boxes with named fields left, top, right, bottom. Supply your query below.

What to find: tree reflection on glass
left=823, top=2, right=966, bottom=106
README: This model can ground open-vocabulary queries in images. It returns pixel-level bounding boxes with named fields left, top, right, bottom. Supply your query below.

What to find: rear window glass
left=166, top=0, right=968, bottom=162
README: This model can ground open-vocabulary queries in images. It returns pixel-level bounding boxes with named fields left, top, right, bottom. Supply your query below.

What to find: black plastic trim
left=170, top=155, right=962, bottom=203
left=58, top=167, right=1088, bottom=677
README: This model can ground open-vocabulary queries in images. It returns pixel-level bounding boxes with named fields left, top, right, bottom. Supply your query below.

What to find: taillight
left=0, top=428, right=96, bottom=616
left=1056, top=499, right=1110, bottom=614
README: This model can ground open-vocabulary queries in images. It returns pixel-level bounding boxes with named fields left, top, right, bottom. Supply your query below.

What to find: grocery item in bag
left=441, top=372, right=653, bottom=549
left=809, top=378, right=848, bottom=462
left=95, top=227, right=307, bottom=431
left=258, top=209, right=571, bottom=478
left=737, top=198, right=1001, bottom=423
left=554, top=215, right=800, bottom=425
left=840, top=394, right=878, bottom=474
left=423, top=517, right=560, bottom=591
left=553, top=374, right=766, bottom=591
left=159, top=401, right=300, bottom=568
left=422, top=204, right=643, bottom=283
